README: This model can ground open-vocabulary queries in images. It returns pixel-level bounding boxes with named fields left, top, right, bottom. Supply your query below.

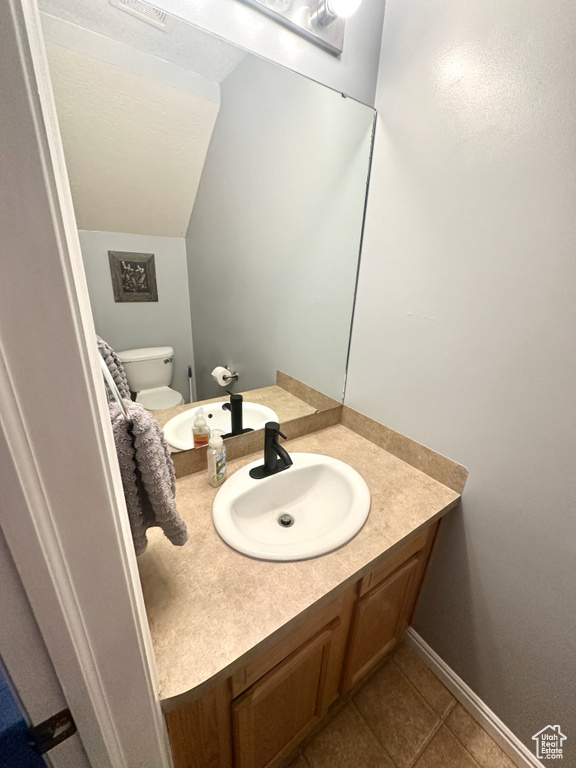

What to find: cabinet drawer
left=232, top=621, right=338, bottom=768
left=358, top=527, right=431, bottom=596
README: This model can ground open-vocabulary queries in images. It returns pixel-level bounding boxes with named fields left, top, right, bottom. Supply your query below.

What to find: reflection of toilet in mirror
left=117, top=346, right=184, bottom=411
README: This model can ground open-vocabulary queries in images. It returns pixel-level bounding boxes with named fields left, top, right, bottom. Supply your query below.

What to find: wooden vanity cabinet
left=165, top=684, right=232, bottom=768
left=341, top=554, right=421, bottom=691
left=232, top=620, right=339, bottom=768
left=164, top=523, right=438, bottom=768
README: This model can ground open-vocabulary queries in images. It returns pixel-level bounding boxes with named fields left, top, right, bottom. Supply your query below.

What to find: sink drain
left=278, top=514, right=294, bottom=528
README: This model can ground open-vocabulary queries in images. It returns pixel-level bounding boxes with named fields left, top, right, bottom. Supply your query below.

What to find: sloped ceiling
left=47, top=40, right=221, bottom=237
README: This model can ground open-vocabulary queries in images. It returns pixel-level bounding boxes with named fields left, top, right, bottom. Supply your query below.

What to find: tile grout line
left=349, top=698, right=400, bottom=767
left=405, top=698, right=462, bottom=768
left=289, top=652, right=402, bottom=768
left=407, top=719, right=443, bottom=768
left=294, top=650, right=513, bottom=768
left=390, top=654, right=450, bottom=721
left=441, top=705, right=486, bottom=768
left=389, top=655, right=446, bottom=767
left=393, top=657, right=486, bottom=768
left=285, top=747, right=311, bottom=768
left=349, top=652, right=447, bottom=768
left=388, top=654, right=471, bottom=768
left=398, top=663, right=487, bottom=768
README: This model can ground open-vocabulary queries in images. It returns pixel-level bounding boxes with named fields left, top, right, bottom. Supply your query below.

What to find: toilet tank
left=117, top=346, right=174, bottom=392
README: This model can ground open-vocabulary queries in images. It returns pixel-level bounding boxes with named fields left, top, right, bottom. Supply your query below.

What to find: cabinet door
left=342, top=555, right=421, bottom=690
left=164, top=682, right=232, bottom=768
left=232, top=620, right=338, bottom=768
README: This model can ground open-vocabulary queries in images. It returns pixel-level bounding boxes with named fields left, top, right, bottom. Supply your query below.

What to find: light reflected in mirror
left=40, top=0, right=375, bottom=453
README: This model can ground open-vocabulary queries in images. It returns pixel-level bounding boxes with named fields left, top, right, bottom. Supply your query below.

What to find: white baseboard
left=404, top=628, right=541, bottom=768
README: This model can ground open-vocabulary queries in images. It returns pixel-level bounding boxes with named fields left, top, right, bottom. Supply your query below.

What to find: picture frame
left=108, top=251, right=158, bottom=303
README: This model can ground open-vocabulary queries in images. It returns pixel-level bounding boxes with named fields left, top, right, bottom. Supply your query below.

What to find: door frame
left=0, top=2, right=172, bottom=766
left=0, top=519, right=90, bottom=768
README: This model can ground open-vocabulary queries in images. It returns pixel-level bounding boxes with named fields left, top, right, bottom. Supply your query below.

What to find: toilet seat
left=136, top=386, right=184, bottom=411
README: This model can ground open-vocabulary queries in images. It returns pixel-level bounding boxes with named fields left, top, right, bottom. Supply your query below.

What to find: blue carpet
left=0, top=669, right=46, bottom=768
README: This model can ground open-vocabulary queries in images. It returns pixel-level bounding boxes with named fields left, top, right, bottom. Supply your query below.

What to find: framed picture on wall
left=108, top=251, right=158, bottom=303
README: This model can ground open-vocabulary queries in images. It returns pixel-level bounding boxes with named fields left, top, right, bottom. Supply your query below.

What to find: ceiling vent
left=109, top=0, right=168, bottom=29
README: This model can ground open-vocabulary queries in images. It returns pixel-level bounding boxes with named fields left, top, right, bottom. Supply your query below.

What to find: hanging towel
left=97, top=335, right=131, bottom=400
left=109, top=399, right=188, bottom=555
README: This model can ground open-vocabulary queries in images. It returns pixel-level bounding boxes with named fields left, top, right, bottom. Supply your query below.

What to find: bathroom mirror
left=39, top=0, right=375, bottom=451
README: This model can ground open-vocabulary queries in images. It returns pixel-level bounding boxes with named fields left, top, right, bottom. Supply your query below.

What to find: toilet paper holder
left=211, top=366, right=239, bottom=386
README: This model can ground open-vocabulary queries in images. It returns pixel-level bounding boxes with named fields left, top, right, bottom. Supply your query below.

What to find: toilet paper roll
left=211, top=366, right=234, bottom=387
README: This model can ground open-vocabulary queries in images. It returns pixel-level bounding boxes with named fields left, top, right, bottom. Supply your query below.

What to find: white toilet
left=117, top=346, right=184, bottom=411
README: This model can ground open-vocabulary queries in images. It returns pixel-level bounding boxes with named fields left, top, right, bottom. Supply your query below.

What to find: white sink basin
left=163, top=402, right=279, bottom=450
left=212, top=453, right=371, bottom=561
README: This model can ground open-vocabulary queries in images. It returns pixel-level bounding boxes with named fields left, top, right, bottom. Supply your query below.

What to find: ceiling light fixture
left=238, top=0, right=364, bottom=55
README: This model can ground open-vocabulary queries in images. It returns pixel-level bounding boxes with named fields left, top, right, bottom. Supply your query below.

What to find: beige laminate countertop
left=137, top=424, right=460, bottom=707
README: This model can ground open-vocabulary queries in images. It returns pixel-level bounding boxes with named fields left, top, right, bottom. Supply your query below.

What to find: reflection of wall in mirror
left=80, top=231, right=194, bottom=401
left=186, top=54, right=374, bottom=401
left=45, top=29, right=222, bottom=403
left=45, top=18, right=374, bottom=405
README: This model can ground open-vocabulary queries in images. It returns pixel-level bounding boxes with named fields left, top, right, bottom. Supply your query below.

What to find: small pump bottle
left=192, top=407, right=210, bottom=447
left=207, top=430, right=227, bottom=487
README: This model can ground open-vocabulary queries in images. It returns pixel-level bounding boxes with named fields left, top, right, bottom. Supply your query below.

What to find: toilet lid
left=136, top=386, right=184, bottom=411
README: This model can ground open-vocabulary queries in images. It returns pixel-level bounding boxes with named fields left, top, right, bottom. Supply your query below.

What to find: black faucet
left=249, top=422, right=293, bottom=479
left=222, top=390, right=253, bottom=438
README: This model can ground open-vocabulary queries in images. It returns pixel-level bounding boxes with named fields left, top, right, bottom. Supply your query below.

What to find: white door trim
left=405, top=628, right=541, bottom=768
left=0, top=2, right=171, bottom=766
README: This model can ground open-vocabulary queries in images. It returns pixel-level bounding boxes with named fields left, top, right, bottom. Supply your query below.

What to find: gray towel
left=109, top=399, right=188, bottom=555
left=97, top=335, right=131, bottom=400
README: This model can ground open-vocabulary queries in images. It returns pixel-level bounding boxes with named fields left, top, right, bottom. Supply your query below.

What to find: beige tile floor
left=288, top=644, right=517, bottom=768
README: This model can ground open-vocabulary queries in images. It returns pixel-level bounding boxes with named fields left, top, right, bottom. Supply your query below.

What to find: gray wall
left=79, top=230, right=194, bottom=400
left=345, top=0, right=576, bottom=753
left=186, top=55, right=373, bottom=400
left=153, top=0, right=385, bottom=106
